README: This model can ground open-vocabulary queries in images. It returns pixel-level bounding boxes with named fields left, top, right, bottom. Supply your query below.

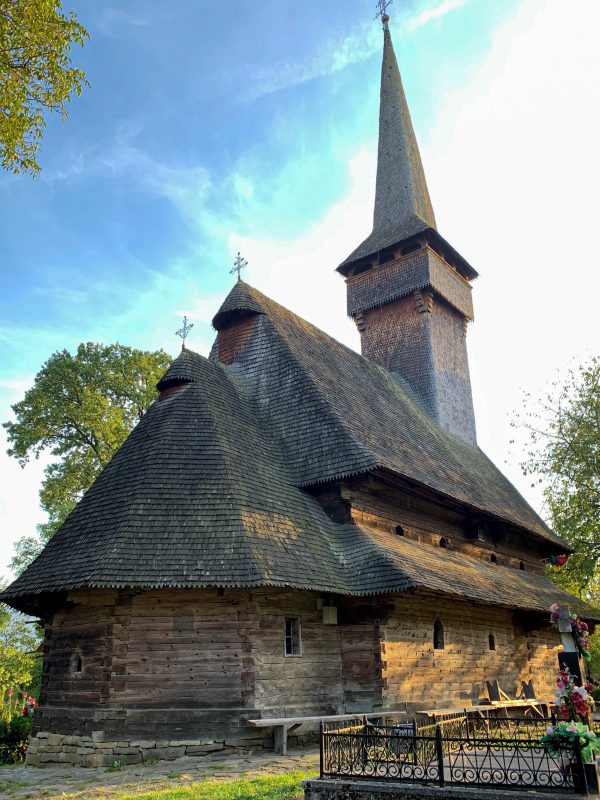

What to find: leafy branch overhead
left=513, top=357, right=600, bottom=598
left=3, top=343, right=172, bottom=573
left=0, top=0, right=89, bottom=175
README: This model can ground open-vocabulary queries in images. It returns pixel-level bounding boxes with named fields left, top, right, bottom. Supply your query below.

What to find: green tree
left=0, top=600, right=39, bottom=725
left=0, top=0, right=89, bottom=175
left=514, top=357, right=600, bottom=598
left=4, top=343, right=171, bottom=573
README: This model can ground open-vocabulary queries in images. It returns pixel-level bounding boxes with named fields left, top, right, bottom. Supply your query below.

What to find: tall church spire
left=340, top=14, right=438, bottom=270
left=374, top=15, right=436, bottom=238
left=337, top=13, right=479, bottom=446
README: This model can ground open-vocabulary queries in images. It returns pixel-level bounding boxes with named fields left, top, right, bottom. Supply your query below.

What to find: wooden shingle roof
left=211, top=282, right=562, bottom=547
left=2, top=284, right=590, bottom=619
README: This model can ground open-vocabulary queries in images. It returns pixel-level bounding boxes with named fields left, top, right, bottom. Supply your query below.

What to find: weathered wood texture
left=380, top=593, right=561, bottom=710
left=341, top=476, right=548, bottom=572
left=31, top=583, right=561, bottom=766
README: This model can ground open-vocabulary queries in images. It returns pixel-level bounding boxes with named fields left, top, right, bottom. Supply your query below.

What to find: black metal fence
left=320, top=718, right=589, bottom=794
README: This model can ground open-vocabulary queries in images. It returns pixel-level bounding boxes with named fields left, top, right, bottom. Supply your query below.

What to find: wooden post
left=274, top=724, right=287, bottom=756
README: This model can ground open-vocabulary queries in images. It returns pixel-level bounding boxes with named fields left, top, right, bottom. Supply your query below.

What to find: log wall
left=30, top=586, right=561, bottom=767
left=380, top=593, right=561, bottom=711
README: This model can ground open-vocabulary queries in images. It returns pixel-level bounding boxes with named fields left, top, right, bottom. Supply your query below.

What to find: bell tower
left=338, top=13, right=478, bottom=446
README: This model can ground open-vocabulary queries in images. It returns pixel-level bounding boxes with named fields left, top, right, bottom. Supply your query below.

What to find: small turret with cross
left=175, top=316, right=194, bottom=350
left=230, top=251, right=248, bottom=282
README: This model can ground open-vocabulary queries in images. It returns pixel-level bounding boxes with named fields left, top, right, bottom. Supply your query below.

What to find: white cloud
left=222, top=148, right=373, bottom=349
left=406, top=0, right=469, bottom=33
left=422, top=0, right=600, bottom=507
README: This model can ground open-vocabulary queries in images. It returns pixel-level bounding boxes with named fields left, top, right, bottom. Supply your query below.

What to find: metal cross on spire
left=175, top=315, right=194, bottom=349
left=374, top=0, right=393, bottom=26
left=230, top=251, right=248, bottom=282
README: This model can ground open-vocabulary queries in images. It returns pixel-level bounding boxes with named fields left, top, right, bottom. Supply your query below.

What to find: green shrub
left=0, top=715, right=32, bottom=765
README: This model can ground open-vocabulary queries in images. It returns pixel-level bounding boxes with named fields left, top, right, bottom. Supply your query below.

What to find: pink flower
left=7, top=690, right=13, bottom=697
left=557, top=681, right=566, bottom=689
left=567, top=724, right=578, bottom=733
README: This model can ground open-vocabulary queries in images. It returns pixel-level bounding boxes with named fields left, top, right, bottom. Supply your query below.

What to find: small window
left=439, top=537, right=448, bottom=549
left=433, top=617, right=445, bottom=650
left=490, top=553, right=498, bottom=564
left=488, top=633, right=496, bottom=651
left=284, top=617, right=301, bottom=657
left=395, top=525, right=405, bottom=536
left=519, top=561, right=525, bottom=571
left=72, top=653, right=83, bottom=673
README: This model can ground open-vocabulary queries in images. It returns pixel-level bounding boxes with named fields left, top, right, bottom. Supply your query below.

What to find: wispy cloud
left=406, top=0, right=469, bottom=33
left=97, top=8, right=152, bottom=38
left=246, top=0, right=469, bottom=101
left=42, top=123, right=212, bottom=221
left=247, top=22, right=379, bottom=101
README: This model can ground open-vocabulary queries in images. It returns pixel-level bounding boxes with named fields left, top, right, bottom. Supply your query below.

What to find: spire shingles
left=340, top=17, right=436, bottom=270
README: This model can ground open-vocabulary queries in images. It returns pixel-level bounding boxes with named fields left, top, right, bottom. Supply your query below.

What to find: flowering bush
left=0, top=690, right=36, bottom=765
left=541, top=721, right=600, bottom=762
left=550, top=603, right=591, bottom=662
left=552, top=666, right=594, bottom=722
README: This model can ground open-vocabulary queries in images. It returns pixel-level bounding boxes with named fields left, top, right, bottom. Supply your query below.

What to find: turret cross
left=230, top=251, right=248, bottom=282
left=175, top=315, right=194, bottom=349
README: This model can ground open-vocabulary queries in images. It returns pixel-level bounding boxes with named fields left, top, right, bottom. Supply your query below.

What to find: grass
left=93, top=771, right=310, bottom=800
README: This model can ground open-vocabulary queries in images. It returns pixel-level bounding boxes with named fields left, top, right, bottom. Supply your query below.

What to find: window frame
left=284, top=616, right=302, bottom=658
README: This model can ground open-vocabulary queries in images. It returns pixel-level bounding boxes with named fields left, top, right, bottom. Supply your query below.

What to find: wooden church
left=1, top=14, right=594, bottom=768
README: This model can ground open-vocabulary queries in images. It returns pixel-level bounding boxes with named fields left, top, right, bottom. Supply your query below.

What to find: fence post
left=435, top=724, right=445, bottom=787
left=412, top=718, right=417, bottom=766
left=319, top=720, right=324, bottom=778
left=572, top=737, right=589, bottom=796
left=360, top=715, right=368, bottom=771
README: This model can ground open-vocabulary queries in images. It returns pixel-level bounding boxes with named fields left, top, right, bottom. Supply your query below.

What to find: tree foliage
left=0, top=601, right=39, bottom=726
left=514, top=357, right=600, bottom=598
left=0, top=0, right=89, bottom=175
left=4, top=343, right=171, bottom=573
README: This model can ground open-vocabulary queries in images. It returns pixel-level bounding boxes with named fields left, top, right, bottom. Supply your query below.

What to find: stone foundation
left=26, top=730, right=317, bottom=768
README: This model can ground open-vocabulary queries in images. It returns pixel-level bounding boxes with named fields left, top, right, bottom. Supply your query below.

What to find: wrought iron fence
left=320, top=719, right=589, bottom=794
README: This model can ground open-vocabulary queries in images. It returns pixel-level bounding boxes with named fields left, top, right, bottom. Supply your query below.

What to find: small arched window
left=439, top=537, right=448, bottom=549
left=488, top=633, right=496, bottom=651
left=490, top=553, right=498, bottom=564
left=519, top=561, right=525, bottom=571
left=433, top=617, right=445, bottom=650
left=72, top=653, right=83, bottom=673
left=395, top=525, right=405, bottom=536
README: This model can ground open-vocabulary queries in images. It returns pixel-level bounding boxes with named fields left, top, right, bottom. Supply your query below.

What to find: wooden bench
left=247, top=712, right=400, bottom=755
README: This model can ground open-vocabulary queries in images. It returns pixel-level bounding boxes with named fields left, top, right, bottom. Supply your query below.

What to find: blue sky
left=1, top=0, right=599, bottom=578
